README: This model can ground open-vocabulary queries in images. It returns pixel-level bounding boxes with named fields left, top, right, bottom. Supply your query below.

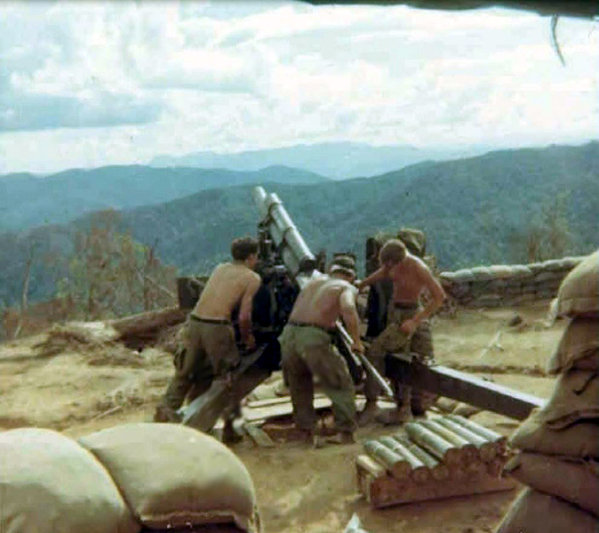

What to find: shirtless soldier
left=279, top=259, right=365, bottom=446
left=154, top=237, right=261, bottom=438
left=358, top=239, right=446, bottom=424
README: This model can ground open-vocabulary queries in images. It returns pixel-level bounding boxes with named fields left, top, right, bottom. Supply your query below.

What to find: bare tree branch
left=14, top=245, right=35, bottom=339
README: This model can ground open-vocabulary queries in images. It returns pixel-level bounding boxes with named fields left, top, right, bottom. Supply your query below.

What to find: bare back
left=192, top=263, right=261, bottom=320
left=289, top=275, right=357, bottom=329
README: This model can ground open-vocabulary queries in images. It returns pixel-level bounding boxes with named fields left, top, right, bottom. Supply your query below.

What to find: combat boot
left=222, top=419, right=244, bottom=445
left=358, top=400, right=379, bottom=426
left=153, top=405, right=182, bottom=423
left=325, top=431, right=355, bottom=445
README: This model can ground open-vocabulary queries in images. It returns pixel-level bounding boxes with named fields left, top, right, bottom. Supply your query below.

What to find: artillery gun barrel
left=253, top=187, right=316, bottom=277
left=252, top=185, right=393, bottom=398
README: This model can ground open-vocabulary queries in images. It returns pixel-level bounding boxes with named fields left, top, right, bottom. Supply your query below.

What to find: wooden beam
left=180, top=345, right=271, bottom=432
left=386, top=352, right=544, bottom=420
left=243, top=423, right=276, bottom=448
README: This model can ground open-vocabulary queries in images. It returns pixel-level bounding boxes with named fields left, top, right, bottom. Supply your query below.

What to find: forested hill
left=1, top=142, right=598, bottom=306
left=125, top=142, right=599, bottom=272
left=0, top=164, right=328, bottom=231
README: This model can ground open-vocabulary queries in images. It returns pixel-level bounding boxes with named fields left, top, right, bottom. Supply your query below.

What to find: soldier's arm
left=239, top=274, right=261, bottom=348
left=357, top=266, right=389, bottom=291
left=412, top=261, right=446, bottom=324
left=339, top=287, right=364, bottom=354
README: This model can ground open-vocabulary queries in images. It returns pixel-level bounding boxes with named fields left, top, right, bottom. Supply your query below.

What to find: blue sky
left=0, top=1, right=597, bottom=174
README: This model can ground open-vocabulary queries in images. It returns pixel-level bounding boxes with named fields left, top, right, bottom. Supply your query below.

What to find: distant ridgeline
left=440, top=256, right=586, bottom=308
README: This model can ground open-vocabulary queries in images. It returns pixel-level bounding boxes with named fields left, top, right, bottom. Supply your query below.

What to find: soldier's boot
left=358, top=400, right=379, bottom=426
left=324, top=431, right=355, bottom=445
left=298, top=428, right=323, bottom=448
left=222, top=419, right=243, bottom=446
left=154, top=374, right=191, bottom=423
left=153, top=405, right=182, bottom=423
left=377, top=388, right=413, bottom=425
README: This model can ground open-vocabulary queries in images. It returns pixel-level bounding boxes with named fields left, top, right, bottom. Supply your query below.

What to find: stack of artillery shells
left=356, top=415, right=514, bottom=508
left=497, top=250, right=599, bottom=533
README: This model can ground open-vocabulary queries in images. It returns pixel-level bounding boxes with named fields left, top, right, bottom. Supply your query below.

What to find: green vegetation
left=0, top=142, right=597, bottom=309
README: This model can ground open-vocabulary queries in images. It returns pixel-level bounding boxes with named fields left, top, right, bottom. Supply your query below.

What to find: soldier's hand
left=400, top=318, right=418, bottom=336
left=353, top=339, right=365, bottom=355
left=354, top=280, right=366, bottom=293
left=244, top=333, right=256, bottom=351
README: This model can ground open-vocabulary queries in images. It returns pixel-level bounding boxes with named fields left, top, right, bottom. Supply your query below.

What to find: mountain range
left=0, top=164, right=327, bottom=231
left=1, top=141, right=597, bottom=307
left=150, top=141, right=495, bottom=180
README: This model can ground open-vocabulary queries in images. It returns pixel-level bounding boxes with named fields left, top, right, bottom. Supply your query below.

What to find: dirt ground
left=0, top=300, right=564, bottom=533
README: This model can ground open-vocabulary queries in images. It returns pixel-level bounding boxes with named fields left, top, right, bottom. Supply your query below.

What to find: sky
left=0, top=1, right=597, bottom=175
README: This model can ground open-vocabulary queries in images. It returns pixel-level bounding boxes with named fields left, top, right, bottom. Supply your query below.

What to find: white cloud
left=0, top=1, right=596, bottom=174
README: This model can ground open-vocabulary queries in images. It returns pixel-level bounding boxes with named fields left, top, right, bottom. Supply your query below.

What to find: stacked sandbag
left=440, top=256, right=585, bottom=308
left=0, top=428, right=140, bottom=533
left=79, top=423, right=261, bottom=533
left=496, top=250, right=599, bottom=533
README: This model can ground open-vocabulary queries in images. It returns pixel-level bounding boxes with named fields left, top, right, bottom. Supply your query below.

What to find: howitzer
left=252, top=186, right=393, bottom=397
left=178, top=186, right=392, bottom=432
left=179, top=186, right=544, bottom=432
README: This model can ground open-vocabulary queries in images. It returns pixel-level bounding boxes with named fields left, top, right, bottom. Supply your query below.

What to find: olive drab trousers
left=280, top=324, right=357, bottom=433
left=365, top=304, right=436, bottom=414
left=162, top=318, right=239, bottom=411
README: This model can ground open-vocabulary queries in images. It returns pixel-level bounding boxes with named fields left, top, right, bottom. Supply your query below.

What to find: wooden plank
left=387, top=352, right=544, bottom=420
left=242, top=396, right=332, bottom=422
left=242, top=396, right=397, bottom=423
left=243, top=423, right=276, bottom=448
left=246, top=394, right=324, bottom=409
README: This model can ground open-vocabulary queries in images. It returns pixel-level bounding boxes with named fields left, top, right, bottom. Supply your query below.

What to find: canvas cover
left=79, top=423, right=260, bottom=533
left=547, top=317, right=599, bottom=375
left=0, top=428, right=139, bottom=533
left=557, top=250, right=599, bottom=318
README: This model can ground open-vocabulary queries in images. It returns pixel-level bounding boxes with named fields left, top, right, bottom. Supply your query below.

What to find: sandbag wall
left=496, top=250, right=599, bottom=533
left=0, top=423, right=260, bottom=533
left=439, top=256, right=585, bottom=308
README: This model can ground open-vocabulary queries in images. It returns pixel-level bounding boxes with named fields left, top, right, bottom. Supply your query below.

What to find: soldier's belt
left=191, top=316, right=231, bottom=325
left=288, top=321, right=336, bottom=335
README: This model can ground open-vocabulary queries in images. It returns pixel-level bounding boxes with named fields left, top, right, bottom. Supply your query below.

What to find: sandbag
left=557, top=250, right=599, bottom=318
left=510, top=408, right=599, bottom=458
left=397, top=228, right=426, bottom=257
left=143, top=527, right=244, bottom=533
left=0, top=428, right=139, bottom=533
left=535, top=369, right=599, bottom=429
left=495, top=488, right=598, bottom=533
left=79, top=423, right=260, bottom=532
left=548, top=317, right=599, bottom=375
left=504, top=452, right=599, bottom=517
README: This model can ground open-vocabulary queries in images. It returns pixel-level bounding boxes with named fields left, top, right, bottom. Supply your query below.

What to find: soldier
left=279, top=257, right=365, bottom=446
left=154, top=237, right=261, bottom=443
left=358, top=238, right=446, bottom=424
